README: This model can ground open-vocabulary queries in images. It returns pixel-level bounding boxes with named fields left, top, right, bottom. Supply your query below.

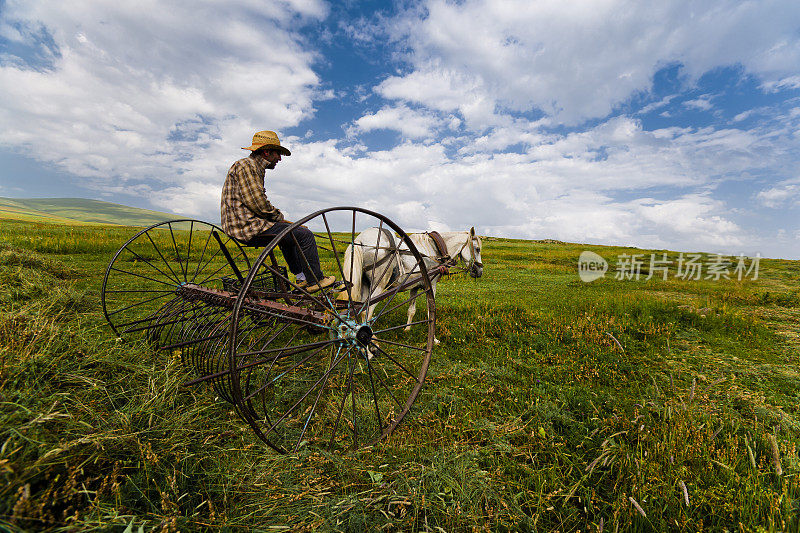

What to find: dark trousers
left=246, top=222, right=324, bottom=281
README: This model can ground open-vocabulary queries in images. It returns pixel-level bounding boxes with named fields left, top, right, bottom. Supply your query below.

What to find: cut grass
left=0, top=218, right=799, bottom=531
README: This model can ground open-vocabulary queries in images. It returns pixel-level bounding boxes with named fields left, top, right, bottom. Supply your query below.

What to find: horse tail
left=342, top=241, right=365, bottom=298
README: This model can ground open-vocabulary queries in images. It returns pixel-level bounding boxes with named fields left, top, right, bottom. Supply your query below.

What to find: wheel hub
left=355, top=325, right=373, bottom=346
left=335, top=319, right=373, bottom=347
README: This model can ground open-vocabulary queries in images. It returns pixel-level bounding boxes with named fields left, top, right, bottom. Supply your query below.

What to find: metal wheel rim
left=228, top=207, right=436, bottom=453
left=101, top=219, right=251, bottom=338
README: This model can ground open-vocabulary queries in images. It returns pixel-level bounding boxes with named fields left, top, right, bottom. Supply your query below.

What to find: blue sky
left=1, top=0, right=800, bottom=258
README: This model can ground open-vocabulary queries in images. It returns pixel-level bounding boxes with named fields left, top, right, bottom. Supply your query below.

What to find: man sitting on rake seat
left=220, top=130, right=336, bottom=293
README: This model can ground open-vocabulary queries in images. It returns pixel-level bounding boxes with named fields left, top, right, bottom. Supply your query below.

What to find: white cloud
left=379, top=0, right=800, bottom=127
left=761, top=75, right=800, bottom=92
left=350, top=105, right=445, bottom=139
left=0, top=0, right=325, bottom=202
left=684, top=97, right=714, bottom=111
left=756, top=178, right=800, bottom=208
left=254, top=113, right=785, bottom=257
left=637, top=95, right=677, bottom=115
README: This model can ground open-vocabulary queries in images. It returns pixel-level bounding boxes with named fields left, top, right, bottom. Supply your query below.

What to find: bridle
left=425, top=230, right=482, bottom=276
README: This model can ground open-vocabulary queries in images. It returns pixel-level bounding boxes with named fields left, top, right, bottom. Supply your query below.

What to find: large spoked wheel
left=101, top=219, right=250, bottom=339
left=228, top=207, right=436, bottom=453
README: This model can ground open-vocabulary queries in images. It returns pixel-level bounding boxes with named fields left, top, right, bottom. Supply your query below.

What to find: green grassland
left=1, top=217, right=799, bottom=531
left=0, top=197, right=181, bottom=227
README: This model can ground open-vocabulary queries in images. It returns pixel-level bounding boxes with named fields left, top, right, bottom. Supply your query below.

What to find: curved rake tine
left=122, top=303, right=223, bottom=334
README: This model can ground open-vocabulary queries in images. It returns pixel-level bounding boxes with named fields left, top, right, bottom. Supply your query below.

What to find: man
left=221, top=130, right=335, bottom=292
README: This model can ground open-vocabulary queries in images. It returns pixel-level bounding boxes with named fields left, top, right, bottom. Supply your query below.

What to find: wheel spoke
left=322, top=213, right=358, bottom=309
left=294, top=344, right=345, bottom=452
left=330, top=349, right=357, bottom=449
left=372, top=318, right=432, bottom=335
left=109, top=266, right=179, bottom=289
left=121, top=246, right=181, bottom=284
left=212, top=207, right=435, bottom=452
left=191, top=229, right=214, bottom=282
left=185, top=220, right=194, bottom=282
left=145, top=231, right=182, bottom=283
left=367, top=341, right=419, bottom=383
left=367, top=257, right=424, bottom=322
left=348, top=210, right=356, bottom=316
left=365, top=351, right=384, bottom=431
left=252, top=343, right=351, bottom=423
left=106, top=291, right=175, bottom=317
left=195, top=257, right=237, bottom=287
left=370, top=286, right=430, bottom=325
left=104, top=289, right=174, bottom=294
left=236, top=337, right=337, bottom=359
left=362, top=220, right=385, bottom=320
left=371, top=336, right=427, bottom=351
left=168, top=222, right=187, bottom=282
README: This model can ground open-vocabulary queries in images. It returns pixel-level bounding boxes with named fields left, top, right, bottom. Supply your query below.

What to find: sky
left=1, top=0, right=800, bottom=259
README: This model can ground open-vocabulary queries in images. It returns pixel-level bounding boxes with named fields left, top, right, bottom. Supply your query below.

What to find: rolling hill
left=0, top=197, right=183, bottom=227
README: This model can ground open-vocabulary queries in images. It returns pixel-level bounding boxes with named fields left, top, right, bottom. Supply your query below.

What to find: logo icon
left=578, top=251, right=608, bottom=282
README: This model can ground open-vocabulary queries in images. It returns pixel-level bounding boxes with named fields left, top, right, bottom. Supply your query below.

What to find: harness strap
left=427, top=231, right=452, bottom=264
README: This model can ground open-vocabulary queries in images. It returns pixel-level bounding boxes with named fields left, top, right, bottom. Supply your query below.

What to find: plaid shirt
left=221, top=154, right=284, bottom=242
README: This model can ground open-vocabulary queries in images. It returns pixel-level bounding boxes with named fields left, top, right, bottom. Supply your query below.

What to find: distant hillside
left=0, top=197, right=183, bottom=227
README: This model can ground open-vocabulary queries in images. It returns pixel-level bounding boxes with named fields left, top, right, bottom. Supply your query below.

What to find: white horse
left=340, top=228, right=483, bottom=343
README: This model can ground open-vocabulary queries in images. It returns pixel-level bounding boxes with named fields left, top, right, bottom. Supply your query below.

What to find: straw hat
left=241, top=130, right=291, bottom=156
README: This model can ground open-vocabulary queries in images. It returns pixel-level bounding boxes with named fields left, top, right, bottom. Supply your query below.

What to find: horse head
left=460, top=227, right=483, bottom=278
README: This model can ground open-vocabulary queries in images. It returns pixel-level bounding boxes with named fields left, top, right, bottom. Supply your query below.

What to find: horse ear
left=470, top=227, right=475, bottom=237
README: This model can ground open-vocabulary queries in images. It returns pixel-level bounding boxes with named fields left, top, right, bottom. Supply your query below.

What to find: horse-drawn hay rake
left=101, top=207, right=441, bottom=453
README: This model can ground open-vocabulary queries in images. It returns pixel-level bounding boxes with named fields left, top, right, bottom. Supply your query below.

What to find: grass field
left=1, top=216, right=799, bottom=531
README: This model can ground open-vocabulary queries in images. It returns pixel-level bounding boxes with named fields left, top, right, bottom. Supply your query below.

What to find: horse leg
left=404, top=287, right=418, bottom=332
